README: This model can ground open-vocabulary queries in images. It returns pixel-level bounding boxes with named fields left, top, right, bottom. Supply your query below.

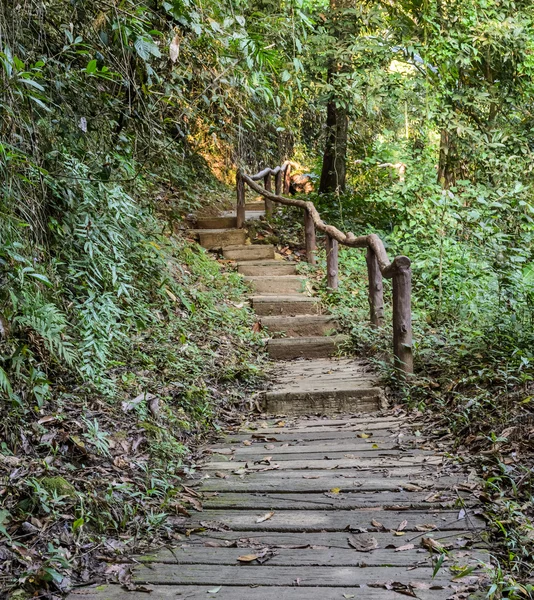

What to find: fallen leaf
left=343, top=595, right=355, bottom=599
left=394, top=531, right=406, bottom=536
left=330, top=487, right=341, bottom=494
left=457, top=508, right=466, bottom=520
left=358, top=433, right=371, bottom=439
left=215, top=472, right=228, bottom=479
left=415, top=523, right=436, bottom=532
left=242, top=440, right=252, bottom=446
left=237, top=554, right=259, bottom=562
left=422, top=537, right=446, bottom=552
left=371, top=519, right=384, bottom=529
left=256, top=511, right=274, bottom=523
left=395, top=543, right=415, bottom=552
left=397, top=519, right=408, bottom=531
left=37, top=415, right=57, bottom=424
left=207, top=586, right=222, bottom=594
left=348, top=535, right=378, bottom=552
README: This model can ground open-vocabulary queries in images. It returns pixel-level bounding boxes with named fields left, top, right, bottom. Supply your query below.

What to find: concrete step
left=251, top=295, right=321, bottom=316
left=223, top=245, right=275, bottom=261
left=261, top=315, right=339, bottom=337
left=221, top=210, right=265, bottom=221
left=267, top=335, right=349, bottom=360
left=245, top=201, right=265, bottom=211
left=244, top=275, right=308, bottom=295
left=263, top=382, right=382, bottom=415
left=196, top=216, right=237, bottom=229
left=238, top=261, right=297, bottom=276
left=188, top=229, right=246, bottom=250
left=262, top=357, right=382, bottom=415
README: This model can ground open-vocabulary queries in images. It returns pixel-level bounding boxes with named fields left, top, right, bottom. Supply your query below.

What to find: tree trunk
left=319, top=97, right=348, bottom=194
left=437, top=129, right=457, bottom=189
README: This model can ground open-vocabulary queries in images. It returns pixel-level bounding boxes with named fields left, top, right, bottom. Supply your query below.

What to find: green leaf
left=134, top=37, right=161, bottom=61
left=28, top=272, right=53, bottom=286
left=18, top=77, right=45, bottom=91
left=86, top=59, right=98, bottom=74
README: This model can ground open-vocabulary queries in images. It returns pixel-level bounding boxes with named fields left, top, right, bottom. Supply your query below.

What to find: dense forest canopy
left=1, top=0, right=533, bottom=597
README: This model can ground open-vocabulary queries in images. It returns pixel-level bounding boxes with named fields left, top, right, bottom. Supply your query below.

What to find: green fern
left=14, top=300, right=78, bottom=366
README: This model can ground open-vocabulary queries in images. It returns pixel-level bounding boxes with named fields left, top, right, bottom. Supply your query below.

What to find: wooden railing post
left=326, top=235, right=339, bottom=289
left=264, top=172, right=273, bottom=218
left=236, top=171, right=245, bottom=229
left=275, top=169, right=282, bottom=196
left=392, top=261, right=413, bottom=374
left=366, top=247, right=384, bottom=327
left=283, top=163, right=291, bottom=194
left=304, top=209, right=317, bottom=265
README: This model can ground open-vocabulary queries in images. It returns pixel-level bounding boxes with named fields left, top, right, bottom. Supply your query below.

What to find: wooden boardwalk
left=71, top=414, right=489, bottom=600
left=70, top=200, right=489, bottom=599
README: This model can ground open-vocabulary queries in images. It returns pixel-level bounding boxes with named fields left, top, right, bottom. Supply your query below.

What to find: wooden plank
left=240, top=422, right=416, bottom=434
left=132, top=564, right=459, bottom=586
left=201, top=491, right=471, bottom=511
left=182, top=529, right=486, bottom=549
left=242, top=414, right=408, bottom=427
left=212, top=439, right=416, bottom=452
left=69, top=584, right=457, bottom=600
left=190, top=509, right=484, bottom=532
left=215, top=449, right=428, bottom=462
left=199, top=474, right=468, bottom=493
left=135, top=546, right=488, bottom=568
left=205, top=455, right=444, bottom=471
left=225, top=430, right=414, bottom=442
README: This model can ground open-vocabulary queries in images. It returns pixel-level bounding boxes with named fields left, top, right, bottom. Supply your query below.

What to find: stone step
left=238, top=261, right=297, bottom=276
left=188, top=229, right=246, bottom=250
left=196, top=216, right=237, bottom=229
left=223, top=245, right=275, bottom=261
left=261, top=315, right=339, bottom=337
left=267, top=335, right=349, bottom=360
left=251, top=295, right=321, bottom=316
left=244, top=275, right=307, bottom=295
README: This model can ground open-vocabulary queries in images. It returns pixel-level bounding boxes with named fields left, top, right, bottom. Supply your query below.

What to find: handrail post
left=264, top=172, right=273, bottom=218
left=283, top=163, right=291, bottom=194
left=304, top=209, right=317, bottom=265
left=275, top=169, right=282, bottom=195
left=392, top=263, right=413, bottom=374
left=236, top=171, right=245, bottom=229
left=326, top=235, right=339, bottom=289
left=366, top=247, right=384, bottom=327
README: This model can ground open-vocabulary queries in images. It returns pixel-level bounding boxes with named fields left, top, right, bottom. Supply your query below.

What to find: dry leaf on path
left=256, top=511, right=274, bottom=523
left=395, top=543, right=415, bottom=552
left=348, top=535, right=378, bottom=552
left=371, top=519, right=384, bottom=529
left=397, top=519, right=408, bottom=531
left=422, top=537, right=446, bottom=552
left=237, top=554, right=259, bottom=562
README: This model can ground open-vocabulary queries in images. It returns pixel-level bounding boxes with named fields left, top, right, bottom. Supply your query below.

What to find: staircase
left=190, top=199, right=384, bottom=415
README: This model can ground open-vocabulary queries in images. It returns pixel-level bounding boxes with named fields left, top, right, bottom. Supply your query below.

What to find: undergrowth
left=0, top=163, right=266, bottom=596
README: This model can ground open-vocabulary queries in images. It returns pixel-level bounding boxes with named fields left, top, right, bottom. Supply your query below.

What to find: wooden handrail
left=236, top=164, right=413, bottom=374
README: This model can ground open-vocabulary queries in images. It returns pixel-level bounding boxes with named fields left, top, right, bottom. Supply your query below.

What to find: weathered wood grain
left=135, top=546, right=488, bottom=568
left=199, top=474, right=468, bottom=493
left=182, top=529, right=486, bottom=549
left=69, top=584, right=458, bottom=600
left=132, top=563, right=459, bottom=586
left=205, top=455, right=444, bottom=471
left=190, top=509, right=483, bottom=532
left=201, top=491, right=471, bottom=511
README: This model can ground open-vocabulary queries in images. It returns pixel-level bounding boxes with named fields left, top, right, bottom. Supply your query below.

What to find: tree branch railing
left=236, top=162, right=413, bottom=374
